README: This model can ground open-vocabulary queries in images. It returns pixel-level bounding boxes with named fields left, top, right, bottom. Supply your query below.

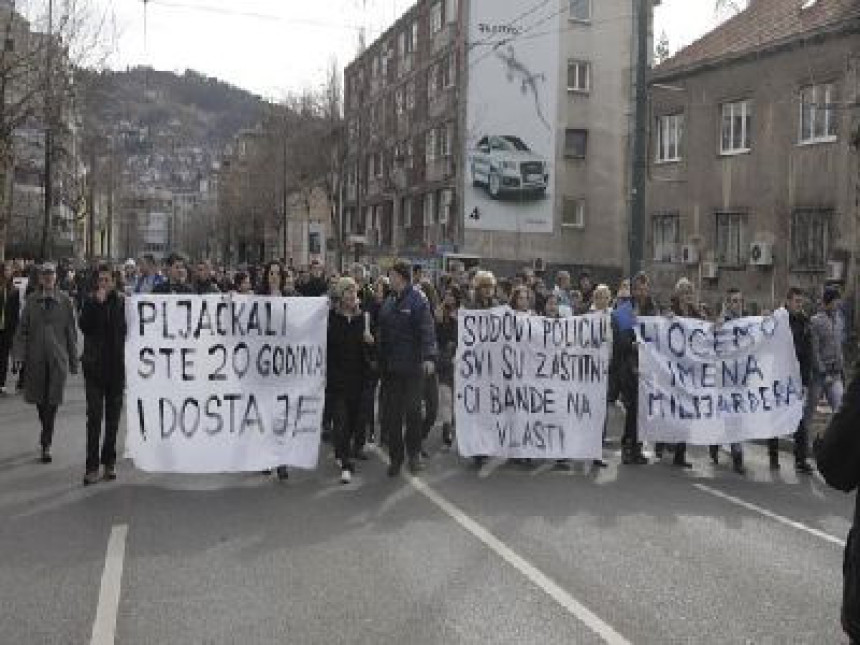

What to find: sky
left=85, top=0, right=736, bottom=99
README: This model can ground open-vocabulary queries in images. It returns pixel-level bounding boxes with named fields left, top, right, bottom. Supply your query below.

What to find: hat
left=822, top=286, right=840, bottom=305
left=39, top=262, right=56, bottom=274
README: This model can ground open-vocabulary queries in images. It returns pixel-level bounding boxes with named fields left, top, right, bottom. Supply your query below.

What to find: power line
left=143, top=0, right=364, bottom=32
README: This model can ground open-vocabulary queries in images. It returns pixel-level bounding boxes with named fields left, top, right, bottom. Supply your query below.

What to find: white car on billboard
left=470, top=135, right=549, bottom=199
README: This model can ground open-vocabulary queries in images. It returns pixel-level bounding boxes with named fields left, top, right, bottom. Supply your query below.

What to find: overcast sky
left=92, top=0, right=734, bottom=99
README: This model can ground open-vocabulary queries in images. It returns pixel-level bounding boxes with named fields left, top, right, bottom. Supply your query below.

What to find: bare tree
left=0, top=0, right=116, bottom=260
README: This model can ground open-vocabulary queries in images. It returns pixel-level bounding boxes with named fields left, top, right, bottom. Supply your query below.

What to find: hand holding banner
left=636, top=308, right=804, bottom=445
left=455, top=307, right=611, bottom=460
left=125, top=294, right=329, bottom=473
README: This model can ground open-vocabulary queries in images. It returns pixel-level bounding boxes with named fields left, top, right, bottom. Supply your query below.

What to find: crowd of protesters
left=0, top=254, right=855, bottom=484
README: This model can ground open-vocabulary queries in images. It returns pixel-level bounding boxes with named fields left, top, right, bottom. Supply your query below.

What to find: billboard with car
left=463, top=0, right=559, bottom=234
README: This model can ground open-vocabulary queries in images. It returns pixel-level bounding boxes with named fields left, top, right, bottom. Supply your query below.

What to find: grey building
left=645, top=0, right=859, bottom=327
left=343, top=0, right=653, bottom=282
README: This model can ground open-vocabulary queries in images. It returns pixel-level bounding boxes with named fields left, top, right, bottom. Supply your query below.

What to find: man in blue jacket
left=378, top=260, right=437, bottom=476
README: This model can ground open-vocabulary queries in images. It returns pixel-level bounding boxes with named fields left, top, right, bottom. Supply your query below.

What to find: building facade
left=343, top=0, right=647, bottom=281
left=645, top=0, right=859, bottom=325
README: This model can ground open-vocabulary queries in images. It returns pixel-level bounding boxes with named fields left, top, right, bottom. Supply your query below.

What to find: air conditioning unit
left=827, top=260, right=845, bottom=282
left=750, top=242, right=774, bottom=266
left=701, top=261, right=719, bottom=280
left=680, top=244, right=699, bottom=265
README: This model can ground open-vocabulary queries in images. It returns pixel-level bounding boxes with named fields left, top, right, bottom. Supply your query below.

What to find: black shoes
left=387, top=461, right=402, bottom=477
left=473, top=455, right=488, bottom=468
left=276, top=466, right=289, bottom=481
left=441, top=423, right=453, bottom=448
left=673, top=457, right=693, bottom=469
left=621, top=447, right=648, bottom=465
left=40, top=446, right=52, bottom=464
left=732, top=457, right=746, bottom=475
left=408, top=457, right=423, bottom=475
left=83, top=470, right=99, bottom=486
left=795, top=460, right=814, bottom=475
left=592, top=459, right=608, bottom=469
left=769, top=454, right=781, bottom=471
left=709, top=446, right=720, bottom=465
left=655, top=443, right=664, bottom=460
left=104, top=465, right=117, bottom=481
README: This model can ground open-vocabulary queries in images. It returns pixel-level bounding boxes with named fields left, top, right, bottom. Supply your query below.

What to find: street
left=0, top=375, right=853, bottom=645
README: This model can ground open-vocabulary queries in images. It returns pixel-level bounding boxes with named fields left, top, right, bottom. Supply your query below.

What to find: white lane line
left=374, top=449, right=630, bottom=645
left=90, top=524, right=129, bottom=645
left=693, top=483, right=845, bottom=547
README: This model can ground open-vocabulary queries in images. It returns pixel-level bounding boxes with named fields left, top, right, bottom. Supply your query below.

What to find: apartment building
left=343, top=0, right=461, bottom=272
left=645, top=0, right=859, bottom=325
left=343, top=0, right=648, bottom=280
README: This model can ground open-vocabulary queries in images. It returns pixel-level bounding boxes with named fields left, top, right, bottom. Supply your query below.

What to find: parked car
left=470, top=135, right=549, bottom=199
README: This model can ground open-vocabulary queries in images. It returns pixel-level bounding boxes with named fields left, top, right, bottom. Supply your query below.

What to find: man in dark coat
left=815, top=366, right=860, bottom=643
left=152, top=254, right=194, bottom=294
left=79, top=264, right=127, bottom=485
left=378, top=260, right=437, bottom=476
left=774, top=287, right=814, bottom=474
left=0, top=261, right=21, bottom=394
left=612, top=272, right=654, bottom=465
left=13, top=263, right=79, bottom=463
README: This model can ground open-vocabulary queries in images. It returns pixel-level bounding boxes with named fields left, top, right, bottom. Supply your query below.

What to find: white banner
left=125, top=295, right=328, bottom=473
left=455, top=307, right=611, bottom=459
left=463, top=0, right=559, bottom=233
left=636, top=309, right=804, bottom=445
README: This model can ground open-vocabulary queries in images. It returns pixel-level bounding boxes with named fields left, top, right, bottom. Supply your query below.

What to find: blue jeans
left=805, top=374, right=845, bottom=425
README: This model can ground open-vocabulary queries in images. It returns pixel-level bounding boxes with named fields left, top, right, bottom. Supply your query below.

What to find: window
left=425, top=129, right=437, bottom=163
left=439, top=189, right=453, bottom=225
left=427, top=64, right=438, bottom=103
left=401, top=197, right=412, bottom=227
left=715, top=211, right=746, bottom=267
left=799, top=83, right=837, bottom=144
left=445, top=53, right=456, bottom=87
left=446, top=0, right=459, bottom=23
left=562, top=199, right=586, bottom=229
left=564, top=129, right=588, bottom=158
left=569, top=0, right=591, bottom=22
left=656, top=114, right=684, bottom=162
left=651, top=213, right=679, bottom=262
left=431, top=1, right=444, bottom=35
left=791, top=209, right=831, bottom=271
left=441, top=123, right=453, bottom=157
left=395, top=87, right=404, bottom=115
left=720, top=100, right=752, bottom=154
left=405, top=81, right=415, bottom=111
left=567, top=60, right=590, bottom=92
left=404, top=139, right=414, bottom=169
left=423, top=192, right=436, bottom=225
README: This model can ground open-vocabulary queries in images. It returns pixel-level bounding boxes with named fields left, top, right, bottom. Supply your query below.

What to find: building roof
left=654, top=0, right=860, bottom=78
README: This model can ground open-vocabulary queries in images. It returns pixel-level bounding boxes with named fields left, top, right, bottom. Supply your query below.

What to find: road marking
left=91, top=524, right=129, bottom=645
left=693, top=483, right=846, bottom=547
left=374, top=449, right=630, bottom=645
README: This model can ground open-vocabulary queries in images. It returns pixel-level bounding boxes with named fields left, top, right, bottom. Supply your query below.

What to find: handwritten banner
left=125, top=295, right=329, bottom=473
left=636, top=308, right=804, bottom=445
left=455, top=307, right=611, bottom=459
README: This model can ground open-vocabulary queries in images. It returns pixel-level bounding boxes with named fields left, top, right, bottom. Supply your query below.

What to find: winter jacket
left=788, top=309, right=813, bottom=387
left=378, top=285, right=437, bottom=376
left=327, top=309, right=370, bottom=395
left=79, top=291, right=128, bottom=391
left=0, top=284, right=20, bottom=337
left=194, top=279, right=221, bottom=294
left=151, top=280, right=194, bottom=295
left=815, top=367, right=860, bottom=641
left=298, top=278, right=328, bottom=298
left=610, top=296, right=656, bottom=402
left=811, top=310, right=845, bottom=377
left=13, top=289, right=79, bottom=406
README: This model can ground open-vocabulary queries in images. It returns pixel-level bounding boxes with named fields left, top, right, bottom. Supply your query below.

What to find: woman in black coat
left=328, top=277, right=373, bottom=484
left=816, top=366, right=860, bottom=643
left=0, top=262, right=21, bottom=394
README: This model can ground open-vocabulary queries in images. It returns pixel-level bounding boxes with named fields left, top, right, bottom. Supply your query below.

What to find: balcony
left=367, top=176, right=384, bottom=197
left=431, top=24, right=455, bottom=55
left=399, top=53, right=414, bottom=76
left=428, top=88, right=456, bottom=120
left=425, top=157, right=454, bottom=183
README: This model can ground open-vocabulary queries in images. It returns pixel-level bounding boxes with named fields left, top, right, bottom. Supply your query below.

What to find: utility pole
left=39, top=0, right=54, bottom=261
left=628, top=0, right=651, bottom=277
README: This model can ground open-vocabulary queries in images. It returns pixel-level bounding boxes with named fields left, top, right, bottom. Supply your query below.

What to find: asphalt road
left=0, top=375, right=853, bottom=644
